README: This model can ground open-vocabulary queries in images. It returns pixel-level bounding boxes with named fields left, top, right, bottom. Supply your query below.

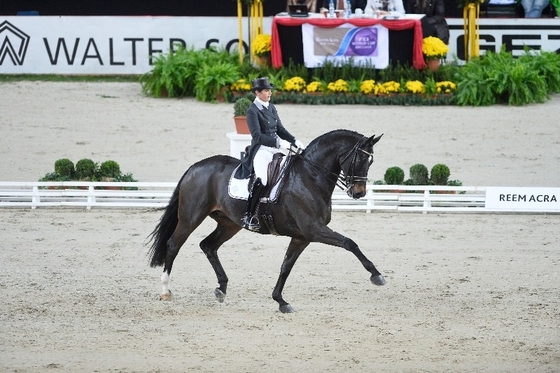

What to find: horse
left=148, top=129, right=385, bottom=313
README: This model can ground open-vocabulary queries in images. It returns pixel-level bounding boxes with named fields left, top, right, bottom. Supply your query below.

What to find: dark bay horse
left=148, top=129, right=385, bottom=313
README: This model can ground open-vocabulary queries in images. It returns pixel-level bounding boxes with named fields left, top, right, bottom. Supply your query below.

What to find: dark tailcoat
left=235, top=100, right=296, bottom=179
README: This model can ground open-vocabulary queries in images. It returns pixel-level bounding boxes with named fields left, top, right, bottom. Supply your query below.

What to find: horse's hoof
left=160, top=291, right=172, bottom=301
left=214, top=288, right=226, bottom=303
left=370, top=275, right=386, bottom=286
left=279, top=304, right=295, bottom=313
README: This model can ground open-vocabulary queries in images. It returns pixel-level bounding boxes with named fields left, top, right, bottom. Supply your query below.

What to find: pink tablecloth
left=271, top=16, right=426, bottom=70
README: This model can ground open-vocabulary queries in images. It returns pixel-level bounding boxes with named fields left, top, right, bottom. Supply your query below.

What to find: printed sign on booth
left=302, top=23, right=389, bottom=69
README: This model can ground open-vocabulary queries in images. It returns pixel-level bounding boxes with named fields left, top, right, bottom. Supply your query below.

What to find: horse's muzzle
left=347, top=184, right=367, bottom=199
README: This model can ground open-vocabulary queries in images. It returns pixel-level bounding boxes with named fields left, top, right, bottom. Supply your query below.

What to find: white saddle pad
left=228, top=161, right=286, bottom=202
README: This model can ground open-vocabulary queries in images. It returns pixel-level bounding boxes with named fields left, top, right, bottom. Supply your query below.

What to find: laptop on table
left=288, top=4, right=309, bottom=17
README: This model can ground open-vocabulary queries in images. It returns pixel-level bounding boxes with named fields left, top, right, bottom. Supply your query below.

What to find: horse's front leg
left=310, top=225, right=386, bottom=286
left=272, top=237, right=310, bottom=313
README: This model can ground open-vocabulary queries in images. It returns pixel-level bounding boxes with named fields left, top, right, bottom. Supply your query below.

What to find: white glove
left=295, top=139, right=306, bottom=150
left=278, top=139, right=292, bottom=151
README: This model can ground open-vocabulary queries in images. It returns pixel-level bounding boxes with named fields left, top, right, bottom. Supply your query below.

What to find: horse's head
left=340, top=133, right=383, bottom=199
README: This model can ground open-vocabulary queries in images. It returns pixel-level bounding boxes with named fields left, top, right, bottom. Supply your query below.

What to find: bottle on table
left=328, top=0, right=335, bottom=18
left=345, top=0, right=352, bottom=17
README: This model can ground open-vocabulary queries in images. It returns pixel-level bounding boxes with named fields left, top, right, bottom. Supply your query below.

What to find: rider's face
left=256, top=89, right=272, bottom=102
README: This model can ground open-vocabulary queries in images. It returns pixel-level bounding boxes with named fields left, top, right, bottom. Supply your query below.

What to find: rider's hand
left=295, top=139, right=306, bottom=150
left=278, top=139, right=292, bottom=151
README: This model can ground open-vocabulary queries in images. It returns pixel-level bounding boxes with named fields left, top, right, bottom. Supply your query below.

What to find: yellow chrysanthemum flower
left=436, top=81, right=457, bottom=93
left=327, top=79, right=349, bottom=93
left=251, top=34, right=271, bottom=57
left=283, top=76, right=307, bottom=92
left=360, top=79, right=376, bottom=94
left=378, top=81, right=400, bottom=94
left=306, top=81, right=323, bottom=93
left=230, top=79, right=251, bottom=92
left=422, top=36, right=449, bottom=61
left=405, top=80, right=425, bottom=94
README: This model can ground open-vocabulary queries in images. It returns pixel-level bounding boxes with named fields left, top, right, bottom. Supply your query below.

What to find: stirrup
left=242, top=214, right=260, bottom=231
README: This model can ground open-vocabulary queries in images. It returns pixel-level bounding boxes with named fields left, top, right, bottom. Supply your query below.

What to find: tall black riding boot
left=242, top=178, right=265, bottom=231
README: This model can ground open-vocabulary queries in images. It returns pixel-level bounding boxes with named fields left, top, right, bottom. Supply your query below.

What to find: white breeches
left=253, top=145, right=278, bottom=186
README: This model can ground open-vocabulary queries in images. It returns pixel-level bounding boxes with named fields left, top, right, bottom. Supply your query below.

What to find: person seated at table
left=402, top=0, right=449, bottom=44
left=365, top=0, right=405, bottom=14
left=320, top=0, right=367, bottom=13
left=287, top=0, right=320, bottom=13
left=521, top=0, right=550, bottom=17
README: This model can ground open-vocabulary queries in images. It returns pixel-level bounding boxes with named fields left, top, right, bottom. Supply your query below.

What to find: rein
left=299, top=136, right=372, bottom=193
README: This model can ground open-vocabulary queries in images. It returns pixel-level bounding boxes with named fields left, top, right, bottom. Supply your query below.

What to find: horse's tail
left=147, top=168, right=189, bottom=268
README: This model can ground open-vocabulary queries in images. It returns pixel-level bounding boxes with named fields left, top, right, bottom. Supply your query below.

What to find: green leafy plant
left=140, top=44, right=191, bottom=98
left=430, top=164, right=450, bottom=185
left=54, top=158, right=75, bottom=179
left=233, top=97, right=252, bottom=116
left=99, top=160, right=121, bottom=179
left=409, top=163, right=429, bottom=185
left=454, top=47, right=548, bottom=106
left=195, top=61, right=240, bottom=102
left=384, top=166, right=405, bottom=185
left=75, top=158, right=97, bottom=180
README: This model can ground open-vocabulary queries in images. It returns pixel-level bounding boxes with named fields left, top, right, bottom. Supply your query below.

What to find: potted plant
left=430, top=163, right=450, bottom=185
left=233, top=97, right=252, bottom=134
left=409, top=163, right=429, bottom=185
left=75, top=158, right=97, bottom=181
left=99, top=160, right=121, bottom=180
left=422, top=36, right=449, bottom=72
left=384, top=166, right=405, bottom=185
left=251, top=33, right=272, bottom=68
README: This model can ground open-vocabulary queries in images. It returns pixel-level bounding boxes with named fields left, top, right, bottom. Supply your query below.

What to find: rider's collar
left=254, top=97, right=269, bottom=109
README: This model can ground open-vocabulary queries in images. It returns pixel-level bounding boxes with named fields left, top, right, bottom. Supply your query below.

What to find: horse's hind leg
left=201, top=215, right=242, bottom=303
left=161, top=217, right=203, bottom=300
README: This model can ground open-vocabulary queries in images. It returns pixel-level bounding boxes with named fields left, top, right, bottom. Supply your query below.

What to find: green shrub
left=384, top=166, right=405, bottom=185
left=409, top=163, right=429, bottom=185
left=430, top=164, right=450, bottom=185
left=233, top=97, right=252, bottom=116
left=54, top=158, right=75, bottom=178
left=75, top=158, right=97, bottom=180
left=99, top=160, right=121, bottom=178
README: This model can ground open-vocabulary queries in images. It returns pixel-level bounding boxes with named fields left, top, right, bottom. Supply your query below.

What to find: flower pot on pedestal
left=233, top=116, right=250, bottom=134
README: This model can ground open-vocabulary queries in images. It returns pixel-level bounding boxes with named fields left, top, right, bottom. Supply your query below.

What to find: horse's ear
left=369, top=133, right=384, bottom=146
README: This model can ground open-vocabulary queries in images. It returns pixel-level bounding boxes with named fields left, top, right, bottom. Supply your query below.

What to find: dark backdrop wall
left=1, top=0, right=285, bottom=16
left=2, top=0, right=461, bottom=17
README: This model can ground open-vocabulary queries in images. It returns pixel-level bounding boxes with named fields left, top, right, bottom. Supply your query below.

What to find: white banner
left=0, top=16, right=272, bottom=75
left=485, top=187, right=560, bottom=212
left=301, top=23, right=389, bottom=69
left=1, top=16, right=558, bottom=74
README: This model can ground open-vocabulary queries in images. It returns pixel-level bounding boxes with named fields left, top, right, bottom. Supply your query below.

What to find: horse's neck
left=301, top=141, right=344, bottom=189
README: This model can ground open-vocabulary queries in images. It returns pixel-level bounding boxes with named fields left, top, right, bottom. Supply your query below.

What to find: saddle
left=249, top=152, right=286, bottom=198
left=228, top=152, right=293, bottom=203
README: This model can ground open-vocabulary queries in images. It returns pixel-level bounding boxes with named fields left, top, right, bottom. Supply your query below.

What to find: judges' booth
left=271, top=15, right=427, bottom=70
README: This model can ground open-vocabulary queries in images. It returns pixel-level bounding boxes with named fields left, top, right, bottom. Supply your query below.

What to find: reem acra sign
left=485, top=187, right=560, bottom=212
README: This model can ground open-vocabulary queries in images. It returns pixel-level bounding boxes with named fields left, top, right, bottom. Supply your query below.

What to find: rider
left=235, top=77, right=305, bottom=231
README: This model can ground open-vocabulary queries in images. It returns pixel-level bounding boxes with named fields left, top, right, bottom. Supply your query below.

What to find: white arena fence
left=1, top=182, right=558, bottom=214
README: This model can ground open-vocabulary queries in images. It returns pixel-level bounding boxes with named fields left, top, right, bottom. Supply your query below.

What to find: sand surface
left=0, top=82, right=559, bottom=372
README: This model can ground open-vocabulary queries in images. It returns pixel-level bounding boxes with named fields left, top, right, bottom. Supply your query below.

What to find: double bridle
left=337, top=136, right=374, bottom=194
left=302, top=136, right=374, bottom=196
